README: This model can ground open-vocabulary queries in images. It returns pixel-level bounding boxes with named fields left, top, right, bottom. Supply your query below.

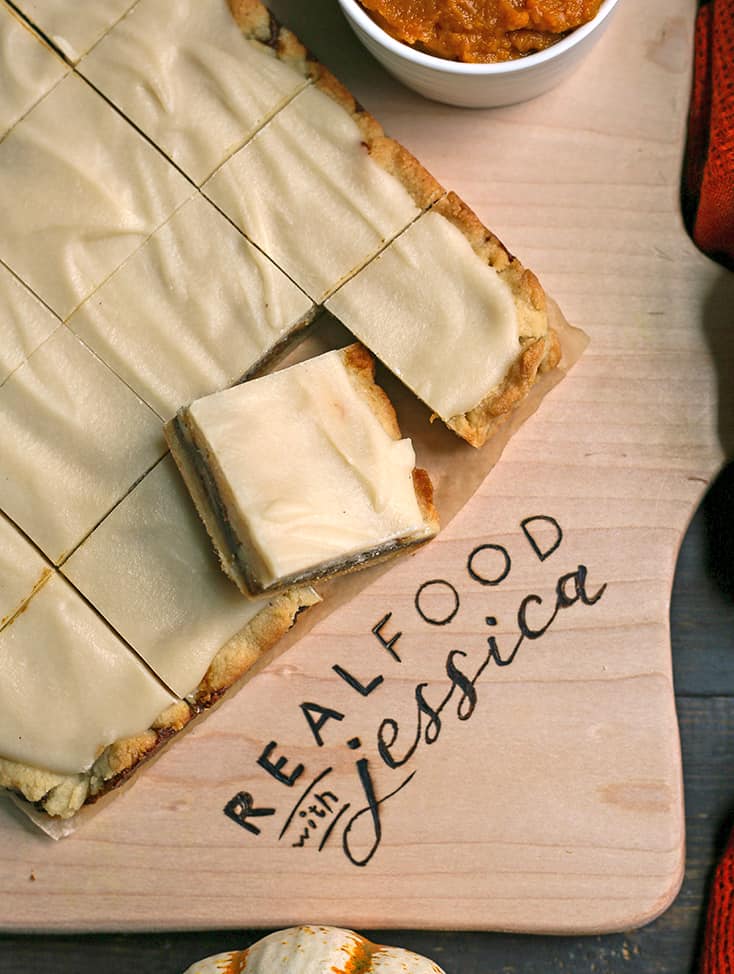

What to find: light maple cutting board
left=1, top=0, right=730, bottom=935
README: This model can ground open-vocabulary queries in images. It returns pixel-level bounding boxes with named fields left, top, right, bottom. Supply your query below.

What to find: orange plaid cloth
left=691, top=6, right=734, bottom=966
left=701, top=826, right=734, bottom=973
left=683, top=0, right=734, bottom=269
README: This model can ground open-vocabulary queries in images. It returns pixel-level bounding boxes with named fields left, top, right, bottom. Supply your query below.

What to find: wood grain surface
left=1, top=466, right=732, bottom=971
left=1, top=0, right=731, bottom=939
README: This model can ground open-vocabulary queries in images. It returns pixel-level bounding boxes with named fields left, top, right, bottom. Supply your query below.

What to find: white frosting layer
left=204, top=84, right=421, bottom=302
left=0, top=262, right=59, bottom=386
left=64, top=457, right=281, bottom=698
left=327, top=210, right=521, bottom=421
left=0, top=514, right=50, bottom=628
left=187, top=347, right=429, bottom=587
left=0, top=572, right=176, bottom=776
left=69, top=194, right=313, bottom=421
left=81, top=0, right=309, bottom=185
left=11, top=0, right=137, bottom=61
left=0, top=328, right=165, bottom=564
left=0, top=1, right=67, bottom=137
left=0, top=74, right=190, bottom=320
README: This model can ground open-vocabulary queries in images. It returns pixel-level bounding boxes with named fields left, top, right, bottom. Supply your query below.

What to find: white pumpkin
left=182, top=925, right=446, bottom=973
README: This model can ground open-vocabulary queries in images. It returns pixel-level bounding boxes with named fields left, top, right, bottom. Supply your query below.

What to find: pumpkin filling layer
left=359, top=0, right=604, bottom=62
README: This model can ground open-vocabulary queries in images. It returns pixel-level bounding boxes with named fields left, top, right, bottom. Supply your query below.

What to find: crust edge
left=165, top=344, right=439, bottom=600
left=0, top=589, right=318, bottom=819
left=431, top=192, right=560, bottom=448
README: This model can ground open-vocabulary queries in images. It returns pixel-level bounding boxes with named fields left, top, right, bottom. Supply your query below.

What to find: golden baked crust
left=431, top=192, right=561, bottom=448
left=341, top=344, right=440, bottom=535
left=447, top=327, right=561, bottom=447
left=342, top=342, right=404, bottom=440
left=190, top=585, right=320, bottom=709
left=0, top=699, right=192, bottom=819
left=0, top=588, right=318, bottom=818
left=227, top=0, right=311, bottom=73
left=165, top=344, right=439, bottom=599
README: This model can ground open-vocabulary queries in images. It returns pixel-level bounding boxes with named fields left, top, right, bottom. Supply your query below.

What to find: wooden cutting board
left=1, top=0, right=730, bottom=935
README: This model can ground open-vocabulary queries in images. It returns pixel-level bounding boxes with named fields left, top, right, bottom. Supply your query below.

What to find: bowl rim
left=336, top=0, right=622, bottom=74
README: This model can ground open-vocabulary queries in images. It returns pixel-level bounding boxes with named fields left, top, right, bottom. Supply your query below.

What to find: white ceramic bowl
left=337, top=0, right=622, bottom=108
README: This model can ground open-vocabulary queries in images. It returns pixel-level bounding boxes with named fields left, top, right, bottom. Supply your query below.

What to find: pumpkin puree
left=359, top=0, right=604, bottom=62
